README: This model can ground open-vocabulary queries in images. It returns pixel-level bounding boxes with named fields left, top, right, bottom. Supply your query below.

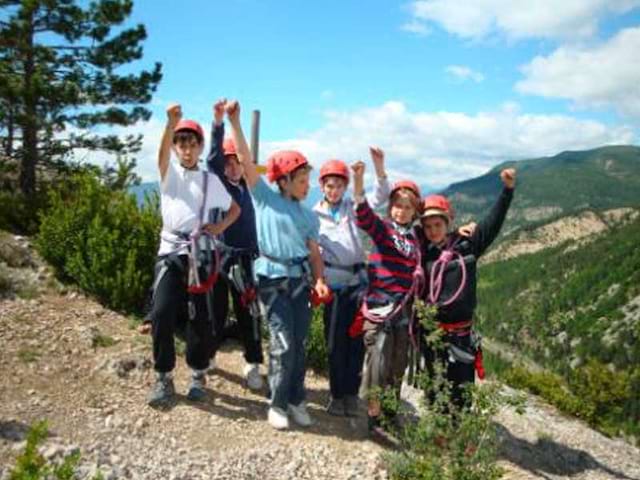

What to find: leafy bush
left=0, top=190, right=48, bottom=235
left=8, top=420, right=102, bottom=480
left=37, top=172, right=160, bottom=314
left=384, top=301, right=516, bottom=480
left=306, top=306, right=328, bottom=373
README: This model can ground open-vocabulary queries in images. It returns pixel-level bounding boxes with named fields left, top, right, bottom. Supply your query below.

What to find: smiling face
left=321, top=175, right=347, bottom=205
left=421, top=215, right=449, bottom=245
left=389, top=190, right=418, bottom=226
left=173, top=131, right=203, bottom=169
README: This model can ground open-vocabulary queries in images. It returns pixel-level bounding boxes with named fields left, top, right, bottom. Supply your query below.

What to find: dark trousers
left=422, top=334, right=475, bottom=409
left=210, top=274, right=263, bottom=364
left=323, top=285, right=365, bottom=399
left=151, top=255, right=212, bottom=373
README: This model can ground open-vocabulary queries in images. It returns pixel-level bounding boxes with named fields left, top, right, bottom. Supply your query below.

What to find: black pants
left=151, top=255, right=212, bottom=373
left=324, top=285, right=365, bottom=399
left=210, top=256, right=263, bottom=364
left=422, top=333, right=475, bottom=410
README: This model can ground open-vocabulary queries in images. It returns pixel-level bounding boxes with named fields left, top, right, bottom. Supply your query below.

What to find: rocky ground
left=1, top=233, right=639, bottom=479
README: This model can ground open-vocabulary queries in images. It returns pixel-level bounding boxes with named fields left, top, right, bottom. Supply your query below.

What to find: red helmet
left=222, top=137, right=237, bottom=156
left=422, top=194, right=454, bottom=222
left=319, top=159, right=349, bottom=184
left=266, top=150, right=310, bottom=183
left=174, top=119, right=204, bottom=142
left=390, top=180, right=421, bottom=199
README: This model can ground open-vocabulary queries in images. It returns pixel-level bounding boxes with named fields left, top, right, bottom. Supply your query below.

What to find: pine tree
left=0, top=0, right=162, bottom=196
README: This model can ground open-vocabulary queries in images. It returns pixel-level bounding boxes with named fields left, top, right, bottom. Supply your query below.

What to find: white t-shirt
left=158, top=160, right=232, bottom=256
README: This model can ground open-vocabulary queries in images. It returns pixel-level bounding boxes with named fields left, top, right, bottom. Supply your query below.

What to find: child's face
left=422, top=216, right=448, bottom=244
left=285, top=168, right=311, bottom=201
left=321, top=176, right=347, bottom=205
left=174, top=136, right=203, bottom=169
left=390, top=195, right=416, bottom=226
left=224, top=155, right=244, bottom=183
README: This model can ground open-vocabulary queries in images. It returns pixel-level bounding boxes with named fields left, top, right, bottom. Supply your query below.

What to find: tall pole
left=250, top=110, right=260, bottom=164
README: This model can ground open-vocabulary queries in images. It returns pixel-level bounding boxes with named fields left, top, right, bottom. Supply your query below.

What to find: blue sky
left=110, top=0, right=640, bottom=188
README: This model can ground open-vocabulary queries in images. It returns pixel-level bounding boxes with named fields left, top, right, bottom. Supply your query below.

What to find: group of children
left=146, top=99, right=516, bottom=439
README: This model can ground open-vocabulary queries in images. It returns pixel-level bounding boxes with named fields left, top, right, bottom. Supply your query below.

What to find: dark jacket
left=418, top=187, right=514, bottom=323
left=206, top=123, right=258, bottom=253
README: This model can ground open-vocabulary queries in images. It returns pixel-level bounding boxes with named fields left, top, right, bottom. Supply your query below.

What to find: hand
left=213, top=98, right=226, bottom=125
left=350, top=160, right=365, bottom=179
left=458, top=222, right=477, bottom=237
left=501, top=168, right=516, bottom=189
left=203, top=222, right=226, bottom=237
left=314, top=279, right=331, bottom=300
left=225, top=99, right=240, bottom=124
left=166, top=103, right=182, bottom=127
left=369, top=146, right=385, bottom=170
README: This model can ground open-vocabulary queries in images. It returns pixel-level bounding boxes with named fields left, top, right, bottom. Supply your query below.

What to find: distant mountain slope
left=442, top=145, right=640, bottom=233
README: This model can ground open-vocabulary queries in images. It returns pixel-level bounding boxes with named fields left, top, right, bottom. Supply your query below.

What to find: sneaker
left=147, top=374, right=175, bottom=406
left=243, top=363, right=264, bottom=391
left=344, top=395, right=360, bottom=417
left=186, top=373, right=207, bottom=402
left=268, top=407, right=289, bottom=430
left=326, top=397, right=345, bottom=416
left=288, top=402, right=313, bottom=427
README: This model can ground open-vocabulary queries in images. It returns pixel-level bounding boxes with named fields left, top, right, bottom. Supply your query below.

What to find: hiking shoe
left=344, top=395, right=360, bottom=417
left=243, top=363, right=264, bottom=391
left=268, top=407, right=289, bottom=430
left=326, top=397, right=346, bottom=416
left=147, top=374, right=175, bottom=406
left=186, top=373, right=207, bottom=402
left=288, top=402, right=313, bottom=427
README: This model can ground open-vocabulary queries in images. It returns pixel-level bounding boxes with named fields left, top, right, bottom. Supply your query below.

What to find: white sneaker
left=268, top=407, right=289, bottom=430
left=243, top=363, right=264, bottom=391
left=288, top=402, right=313, bottom=427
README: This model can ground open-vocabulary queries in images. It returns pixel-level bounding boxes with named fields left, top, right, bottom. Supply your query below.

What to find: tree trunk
left=18, top=7, right=37, bottom=197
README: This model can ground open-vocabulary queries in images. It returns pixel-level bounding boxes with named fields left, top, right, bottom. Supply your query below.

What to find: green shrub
left=384, top=301, right=514, bottom=480
left=306, top=306, right=328, bottom=373
left=0, top=190, right=48, bottom=235
left=8, top=420, right=102, bottom=480
left=37, top=173, right=160, bottom=314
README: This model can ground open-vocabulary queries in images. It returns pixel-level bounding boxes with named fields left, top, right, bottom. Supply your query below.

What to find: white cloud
left=401, top=19, right=431, bottom=36
left=404, top=0, right=640, bottom=40
left=261, top=101, right=635, bottom=188
left=517, top=27, right=640, bottom=118
left=445, top=65, right=485, bottom=83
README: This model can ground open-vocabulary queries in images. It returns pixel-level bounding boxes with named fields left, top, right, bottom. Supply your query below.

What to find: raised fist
left=501, top=168, right=516, bottom=189
left=213, top=98, right=227, bottom=124
left=369, top=146, right=384, bottom=167
left=166, top=103, right=182, bottom=126
left=225, top=99, right=240, bottom=122
left=351, top=160, right=366, bottom=178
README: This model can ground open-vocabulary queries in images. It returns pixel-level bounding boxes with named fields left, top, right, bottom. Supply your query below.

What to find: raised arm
left=206, top=98, right=227, bottom=177
left=158, top=103, right=181, bottom=182
left=471, top=168, right=516, bottom=257
left=366, top=146, right=391, bottom=209
left=225, top=100, right=258, bottom=188
left=352, top=160, right=388, bottom=242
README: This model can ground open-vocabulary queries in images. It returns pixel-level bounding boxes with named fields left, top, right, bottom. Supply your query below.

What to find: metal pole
left=250, top=110, right=260, bottom=164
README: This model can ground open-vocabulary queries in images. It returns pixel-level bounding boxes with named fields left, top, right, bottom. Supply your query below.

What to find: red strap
left=348, top=308, right=365, bottom=338
left=438, top=320, right=472, bottom=332
left=475, top=348, right=485, bottom=380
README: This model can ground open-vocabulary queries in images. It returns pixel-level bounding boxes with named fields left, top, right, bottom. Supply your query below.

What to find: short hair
left=389, top=188, right=422, bottom=217
left=173, top=130, right=203, bottom=146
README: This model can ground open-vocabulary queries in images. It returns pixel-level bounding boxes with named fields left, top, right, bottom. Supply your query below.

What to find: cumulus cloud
left=446, top=65, right=485, bottom=83
left=404, top=0, right=640, bottom=41
left=260, top=101, right=635, bottom=188
left=517, top=27, right=640, bottom=118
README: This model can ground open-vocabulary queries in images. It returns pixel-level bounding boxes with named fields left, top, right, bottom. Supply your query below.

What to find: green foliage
left=305, top=306, right=328, bottom=373
left=91, top=334, right=118, bottom=349
left=0, top=190, right=48, bottom=235
left=8, top=420, right=90, bottom=480
left=37, top=172, right=160, bottom=314
left=384, top=301, right=512, bottom=480
left=0, top=0, right=162, bottom=196
left=475, top=213, right=640, bottom=438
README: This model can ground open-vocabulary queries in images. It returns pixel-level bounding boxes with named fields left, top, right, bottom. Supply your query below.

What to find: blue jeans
left=258, top=276, right=311, bottom=411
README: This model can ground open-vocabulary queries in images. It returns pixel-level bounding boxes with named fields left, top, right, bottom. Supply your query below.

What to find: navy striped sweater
left=355, top=199, right=418, bottom=309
